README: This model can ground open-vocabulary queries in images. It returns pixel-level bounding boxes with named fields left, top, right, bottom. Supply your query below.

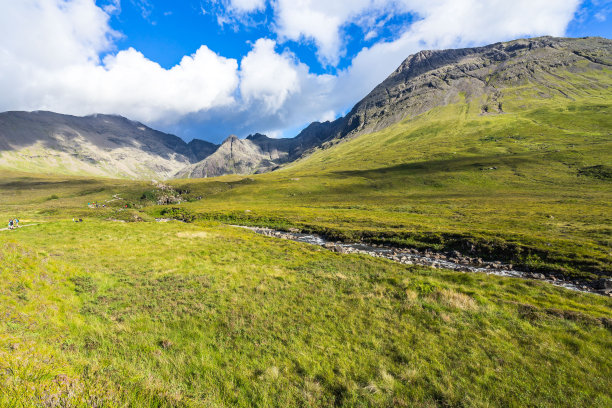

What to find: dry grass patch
left=432, top=288, right=478, bottom=310
left=176, top=231, right=210, bottom=238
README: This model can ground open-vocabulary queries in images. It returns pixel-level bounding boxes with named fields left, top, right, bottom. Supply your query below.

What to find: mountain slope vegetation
left=3, top=37, right=609, bottom=180
left=166, top=47, right=611, bottom=283
left=1, top=217, right=610, bottom=407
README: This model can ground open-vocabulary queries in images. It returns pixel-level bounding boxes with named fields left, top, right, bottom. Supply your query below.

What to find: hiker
left=8, top=219, right=13, bottom=230
left=14, top=218, right=19, bottom=228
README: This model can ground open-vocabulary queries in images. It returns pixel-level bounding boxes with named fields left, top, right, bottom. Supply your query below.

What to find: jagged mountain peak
left=223, top=134, right=240, bottom=144
left=246, top=133, right=270, bottom=141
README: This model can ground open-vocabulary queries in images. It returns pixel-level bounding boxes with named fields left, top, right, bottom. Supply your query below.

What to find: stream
left=233, top=225, right=611, bottom=296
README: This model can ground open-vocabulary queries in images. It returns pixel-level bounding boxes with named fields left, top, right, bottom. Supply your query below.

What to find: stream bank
left=233, top=225, right=612, bottom=296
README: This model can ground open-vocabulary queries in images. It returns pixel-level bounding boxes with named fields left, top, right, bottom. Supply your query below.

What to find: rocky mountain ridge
left=286, top=36, right=611, bottom=147
left=177, top=127, right=330, bottom=178
left=1, top=36, right=610, bottom=179
left=0, top=111, right=217, bottom=179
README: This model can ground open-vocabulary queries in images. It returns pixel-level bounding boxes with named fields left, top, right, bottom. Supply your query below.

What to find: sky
left=0, top=1, right=610, bottom=143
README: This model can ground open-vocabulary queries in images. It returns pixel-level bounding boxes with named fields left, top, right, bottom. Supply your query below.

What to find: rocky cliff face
left=0, top=111, right=217, bottom=179
left=177, top=128, right=330, bottom=178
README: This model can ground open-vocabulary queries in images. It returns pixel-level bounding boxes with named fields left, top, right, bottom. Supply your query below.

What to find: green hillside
left=166, top=67, right=612, bottom=282
left=1, top=219, right=611, bottom=407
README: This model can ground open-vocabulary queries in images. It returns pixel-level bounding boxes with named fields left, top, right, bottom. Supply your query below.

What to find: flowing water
left=232, top=225, right=604, bottom=295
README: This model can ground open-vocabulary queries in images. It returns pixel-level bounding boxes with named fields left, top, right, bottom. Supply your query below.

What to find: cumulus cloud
left=0, top=0, right=585, bottom=143
left=55, top=46, right=238, bottom=123
left=0, top=0, right=116, bottom=67
left=240, top=39, right=301, bottom=113
left=0, top=0, right=238, bottom=125
left=273, top=0, right=402, bottom=66
left=271, top=0, right=581, bottom=67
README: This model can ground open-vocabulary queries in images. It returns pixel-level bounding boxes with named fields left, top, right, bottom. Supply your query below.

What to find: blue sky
left=0, top=0, right=610, bottom=143
left=106, top=1, right=420, bottom=74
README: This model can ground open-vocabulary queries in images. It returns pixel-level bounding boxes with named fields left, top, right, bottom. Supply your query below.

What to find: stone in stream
left=594, top=279, right=612, bottom=293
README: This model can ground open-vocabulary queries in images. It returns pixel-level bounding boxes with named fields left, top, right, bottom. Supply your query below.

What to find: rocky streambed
left=234, top=226, right=612, bottom=296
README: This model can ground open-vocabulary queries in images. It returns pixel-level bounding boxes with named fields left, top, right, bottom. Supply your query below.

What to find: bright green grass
left=2, top=220, right=611, bottom=407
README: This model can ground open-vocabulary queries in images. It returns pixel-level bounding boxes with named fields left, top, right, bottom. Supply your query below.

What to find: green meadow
left=0, top=66, right=611, bottom=406
left=1, top=220, right=611, bottom=407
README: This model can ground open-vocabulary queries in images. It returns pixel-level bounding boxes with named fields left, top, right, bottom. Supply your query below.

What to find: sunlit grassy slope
left=167, top=68, right=612, bottom=281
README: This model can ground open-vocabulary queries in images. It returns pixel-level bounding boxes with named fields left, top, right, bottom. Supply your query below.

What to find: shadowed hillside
left=0, top=111, right=218, bottom=179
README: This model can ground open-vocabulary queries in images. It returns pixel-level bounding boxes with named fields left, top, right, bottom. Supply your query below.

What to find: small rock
left=594, top=278, right=612, bottom=290
left=159, top=339, right=173, bottom=350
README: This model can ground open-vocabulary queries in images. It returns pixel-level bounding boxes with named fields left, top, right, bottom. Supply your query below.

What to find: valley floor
left=1, top=219, right=611, bottom=407
left=0, top=170, right=610, bottom=407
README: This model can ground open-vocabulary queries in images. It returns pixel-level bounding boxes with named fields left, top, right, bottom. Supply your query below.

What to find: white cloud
left=240, top=39, right=301, bottom=113
left=0, top=0, right=239, bottom=125
left=53, top=46, right=239, bottom=123
left=273, top=0, right=394, bottom=66
left=103, top=0, right=122, bottom=15
left=229, top=0, right=266, bottom=13
left=131, top=0, right=153, bottom=19
left=0, top=0, right=116, bottom=68
left=271, top=0, right=581, bottom=67
left=206, top=0, right=267, bottom=27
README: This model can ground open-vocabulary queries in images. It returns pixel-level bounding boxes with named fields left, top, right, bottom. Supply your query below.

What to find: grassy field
left=1, top=219, right=611, bottom=407
left=0, top=65, right=610, bottom=406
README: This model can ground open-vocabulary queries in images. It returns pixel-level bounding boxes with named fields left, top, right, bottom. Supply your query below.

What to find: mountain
left=286, top=36, right=612, bottom=145
left=176, top=129, right=329, bottom=178
left=1, top=37, right=609, bottom=180
left=170, top=37, right=611, bottom=283
left=0, top=109, right=327, bottom=180
left=0, top=111, right=217, bottom=179
left=180, top=36, right=611, bottom=178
